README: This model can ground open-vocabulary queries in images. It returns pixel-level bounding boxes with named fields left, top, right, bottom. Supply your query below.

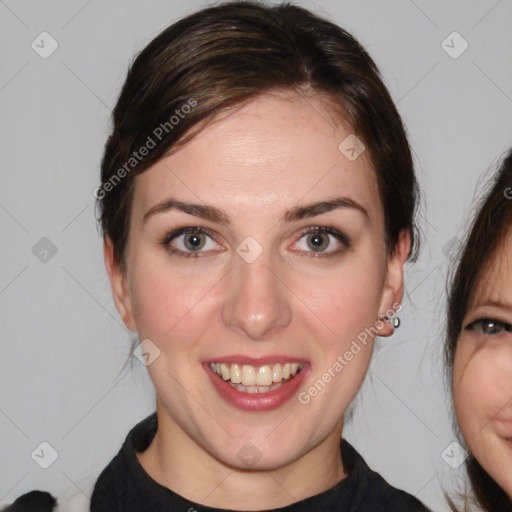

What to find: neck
left=136, top=402, right=346, bottom=510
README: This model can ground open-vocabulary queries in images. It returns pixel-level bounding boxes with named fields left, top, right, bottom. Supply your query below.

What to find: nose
left=222, top=254, right=292, bottom=341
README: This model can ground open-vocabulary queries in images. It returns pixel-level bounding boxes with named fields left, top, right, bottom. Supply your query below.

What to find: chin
left=208, top=434, right=307, bottom=471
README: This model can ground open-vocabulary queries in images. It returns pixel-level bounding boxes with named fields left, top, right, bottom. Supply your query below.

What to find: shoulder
left=342, top=440, right=432, bottom=512
left=89, top=436, right=127, bottom=511
left=366, top=475, right=432, bottom=511
left=90, top=412, right=158, bottom=511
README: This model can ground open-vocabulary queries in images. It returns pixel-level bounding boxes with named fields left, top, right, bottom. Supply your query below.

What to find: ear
left=104, top=237, right=137, bottom=332
left=375, top=229, right=411, bottom=337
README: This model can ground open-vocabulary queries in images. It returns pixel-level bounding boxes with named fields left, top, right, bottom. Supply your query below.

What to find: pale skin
left=104, top=91, right=410, bottom=510
left=454, top=228, right=512, bottom=498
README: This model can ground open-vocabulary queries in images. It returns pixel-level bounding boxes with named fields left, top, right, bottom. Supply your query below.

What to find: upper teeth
left=209, top=362, right=303, bottom=386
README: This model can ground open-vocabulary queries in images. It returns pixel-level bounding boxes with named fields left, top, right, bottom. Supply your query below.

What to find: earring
left=379, top=314, right=400, bottom=330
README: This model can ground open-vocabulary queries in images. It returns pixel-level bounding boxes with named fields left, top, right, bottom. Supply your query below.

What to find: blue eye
left=466, top=318, right=512, bottom=335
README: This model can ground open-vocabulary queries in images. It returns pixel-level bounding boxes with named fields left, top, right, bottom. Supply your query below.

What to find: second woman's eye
left=466, top=318, right=512, bottom=336
left=291, top=226, right=350, bottom=256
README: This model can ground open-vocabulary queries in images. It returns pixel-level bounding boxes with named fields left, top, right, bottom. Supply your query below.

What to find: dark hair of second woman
left=446, top=149, right=512, bottom=512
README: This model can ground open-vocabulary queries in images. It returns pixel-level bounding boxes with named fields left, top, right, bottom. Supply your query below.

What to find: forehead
left=132, top=92, right=382, bottom=219
left=470, top=228, right=512, bottom=306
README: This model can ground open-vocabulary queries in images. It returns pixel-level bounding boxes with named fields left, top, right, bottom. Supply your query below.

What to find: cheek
left=454, top=340, right=512, bottom=437
left=128, top=256, right=223, bottom=348
left=292, top=254, right=385, bottom=340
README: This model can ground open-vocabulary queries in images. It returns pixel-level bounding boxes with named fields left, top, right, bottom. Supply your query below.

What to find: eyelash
left=465, top=318, right=512, bottom=335
left=158, top=225, right=351, bottom=259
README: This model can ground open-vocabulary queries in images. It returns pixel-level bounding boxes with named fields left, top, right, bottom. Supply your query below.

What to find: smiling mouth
left=208, top=362, right=304, bottom=393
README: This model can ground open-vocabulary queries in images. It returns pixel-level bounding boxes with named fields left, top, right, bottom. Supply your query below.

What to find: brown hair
left=445, top=149, right=512, bottom=511
left=95, top=0, right=418, bottom=270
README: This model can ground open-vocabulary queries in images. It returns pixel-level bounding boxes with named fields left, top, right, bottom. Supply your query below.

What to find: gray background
left=1, top=0, right=512, bottom=510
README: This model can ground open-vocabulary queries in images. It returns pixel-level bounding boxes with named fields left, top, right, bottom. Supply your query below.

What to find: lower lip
left=204, top=363, right=310, bottom=411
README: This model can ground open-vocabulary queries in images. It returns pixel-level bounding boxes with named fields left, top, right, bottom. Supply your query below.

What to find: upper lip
left=203, top=355, right=310, bottom=366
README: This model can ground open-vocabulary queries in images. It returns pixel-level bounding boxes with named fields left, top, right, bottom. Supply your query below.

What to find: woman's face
left=454, top=229, right=512, bottom=497
left=106, top=92, right=407, bottom=471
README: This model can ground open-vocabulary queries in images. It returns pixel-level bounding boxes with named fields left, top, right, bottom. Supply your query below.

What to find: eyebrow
left=475, top=299, right=512, bottom=314
left=142, top=196, right=369, bottom=225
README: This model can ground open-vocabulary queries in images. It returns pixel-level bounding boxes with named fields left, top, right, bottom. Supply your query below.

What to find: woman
left=90, top=1, right=429, bottom=510
left=446, top=149, right=512, bottom=511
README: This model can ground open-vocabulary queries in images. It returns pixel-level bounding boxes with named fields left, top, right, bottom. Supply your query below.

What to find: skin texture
left=105, top=91, right=410, bottom=510
left=454, top=228, right=512, bottom=499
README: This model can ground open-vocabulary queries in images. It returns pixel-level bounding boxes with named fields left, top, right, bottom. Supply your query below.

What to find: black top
left=90, top=413, right=431, bottom=512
